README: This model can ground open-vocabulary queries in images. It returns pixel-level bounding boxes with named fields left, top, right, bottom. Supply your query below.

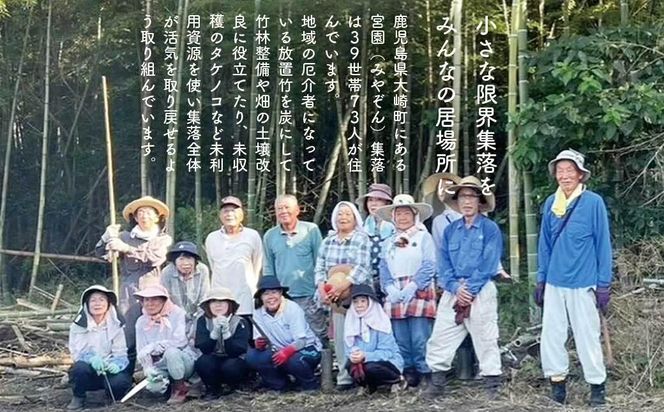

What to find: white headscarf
left=330, top=201, right=365, bottom=235
left=344, top=298, right=392, bottom=347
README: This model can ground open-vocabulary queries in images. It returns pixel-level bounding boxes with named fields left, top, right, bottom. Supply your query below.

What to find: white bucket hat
left=548, top=149, right=591, bottom=182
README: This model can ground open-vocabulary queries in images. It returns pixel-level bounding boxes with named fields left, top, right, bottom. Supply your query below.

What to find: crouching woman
left=246, top=276, right=322, bottom=391
left=344, top=284, right=405, bottom=394
left=194, top=287, right=251, bottom=399
left=67, top=285, right=132, bottom=410
left=134, top=285, right=197, bottom=405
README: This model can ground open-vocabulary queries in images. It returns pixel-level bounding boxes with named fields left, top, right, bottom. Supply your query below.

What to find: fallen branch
left=0, top=308, right=77, bottom=319
left=0, top=248, right=105, bottom=264
left=9, top=325, right=31, bottom=352
left=0, top=355, right=72, bottom=368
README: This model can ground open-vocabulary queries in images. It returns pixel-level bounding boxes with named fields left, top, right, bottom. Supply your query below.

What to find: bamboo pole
left=507, top=0, right=522, bottom=281
left=451, top=0, right=463, bottom=176
left=29, top=0, right=53, bottom=300
left=102, top=76, right=120, bottom=298
left=0, top=9, right=32, bottom=301
left=0, top=249, right=105, bottom=263
left=50, top=284, right=64, bottom=314
left=140, top=0, right=153, bottom=196
left=620, top=0, right=629, bottom=26
left=246, top=0, right=261, bottom=227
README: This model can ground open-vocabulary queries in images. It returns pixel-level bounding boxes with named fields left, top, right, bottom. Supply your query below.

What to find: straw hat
left=548, top=149, right=591, bottom=182
left=421, top=173, right=461, bottom=216
left=446, top=176, right=496, bottom=213
left=375, top=194, right=434, bottom=223
left=122, top=196, right=169, bottom=222
left=326, top=265, right=354, bottom=301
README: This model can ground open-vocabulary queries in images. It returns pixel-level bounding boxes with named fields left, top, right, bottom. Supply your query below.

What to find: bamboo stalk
left=29, top=0, right=53, bottom=300
left=0, top=249, right=104, bottom=264
left=451, top=0, right=463, bottom=176
left=246, top=0, right=260, bottom=227
left=15, top=299, right=50, bottom=312
left=0, top=308, right=78, bottom=319
left=50, top=284, right=64, bottom=314
left=10, top=325, right=31, bottom=352
left=0, top=355, right=73, bottom=368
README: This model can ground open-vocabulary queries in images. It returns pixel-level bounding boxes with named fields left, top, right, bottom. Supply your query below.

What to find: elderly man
left=263, top=195, right=326, bottom=345
left=535, top=149, right=612, bottom=406
left=205, top=196, right=263, bottom=319
left=424, top=176, right=503, bottom=399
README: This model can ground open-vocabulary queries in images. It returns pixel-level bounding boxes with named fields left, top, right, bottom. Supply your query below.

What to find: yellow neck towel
left=551, top=184, right=585, bottom=217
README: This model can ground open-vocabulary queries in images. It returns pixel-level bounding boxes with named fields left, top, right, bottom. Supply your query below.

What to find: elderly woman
left=377, top=194, right=437, bottom=388
left=205, top=196, right=263, bottom=319
left=135, top=284, right=197, bottom=405
left=67, top=285, right=131, bottom=410
left=356, top=183, right=396, bottom=301
left=161, top=241, right=210, bottom=334
left=314, top=201, right=372, bottom=390
left=194, top=287, right=251, bottom=399
left=95, top=196, right=172, bottom=372
left=246, top=277, right=322, bottom=391
left=344, top=284, right=406, bottom=394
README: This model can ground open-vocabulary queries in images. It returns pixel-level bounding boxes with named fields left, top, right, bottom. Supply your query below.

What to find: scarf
left=551, top=184, right=585, bottom=217
left=130, top=225, right=160, bottom=241
left=344, top=299, right=392, bottom=347
left=142, top=298, right=176, bottom=332
left=330, top=201, right=365, bottom=239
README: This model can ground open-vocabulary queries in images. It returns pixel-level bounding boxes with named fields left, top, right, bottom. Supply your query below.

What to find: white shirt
left=205, top=227, right=263, bottom=315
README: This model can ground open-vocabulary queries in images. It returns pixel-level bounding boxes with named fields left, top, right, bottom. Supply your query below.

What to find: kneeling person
left=247, top=277, right=322, bottom=391
left=67, top=285, right=132, bottom=410
left=135, top=285, right=197, bottom=405
left=344, top=284, right=405, bottom=393
left=195, top=287, right=251, bottom=399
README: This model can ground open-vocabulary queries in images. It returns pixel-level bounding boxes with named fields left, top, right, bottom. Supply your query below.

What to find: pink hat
left=220, top=196, right=243, bottom=209
left=355, top=183, right=393, bottom=210
left=133, top=284, right=170, bottom=299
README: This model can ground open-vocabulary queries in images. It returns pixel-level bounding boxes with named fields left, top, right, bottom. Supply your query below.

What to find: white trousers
left=541, top=284, right=606, bottom=384
left=425, top=281, right=501, bottom=376
left=333, top=311, right=352, bottom=385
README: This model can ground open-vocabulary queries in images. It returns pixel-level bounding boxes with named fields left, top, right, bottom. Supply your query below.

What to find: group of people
left=66, top=149, right=613, bottom=409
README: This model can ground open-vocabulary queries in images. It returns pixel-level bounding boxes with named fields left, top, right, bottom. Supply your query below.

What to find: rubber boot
left=589, top=382, right=606, bottom=407
left=484, top=375, right=502, bottom=400
left=403, top=367, right=421, bottom=387
left=422, top=371, right=446, bottom=399
left=550, top=379, right=567, bottom=404
left=166, top=380, right=189, bottom=405
left=66, top=396, right=85, bottom=410
left=202, top=385, right=221, bottom=401
left=419, top=372, right=432, bottom=390
left=456, top=337, right=476, bottom=380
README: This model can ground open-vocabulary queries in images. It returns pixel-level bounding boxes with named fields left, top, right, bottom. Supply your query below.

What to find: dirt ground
left=1, top=368, right=662, bottom=412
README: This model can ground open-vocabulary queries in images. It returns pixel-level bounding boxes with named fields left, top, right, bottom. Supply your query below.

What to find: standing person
left=314, top=201, right=372, bottom=390
left=355, top=183, right=396, bottom=301
left=344, top=284, right=406, bottom=394
left=424, top=176, right=503, bottom=399
left=160, top=241, right=210, bottom=335
left=205, top=196, right=263, bottom=319
left=263, top=194, right=326, bottom=345
left=134, top=284, right=197, bottom=405
left=536, top=149, right=612, bottom=406
left=95, top=196, right=172, bottom=373
left=194, top=287, right=251, bottom=399
left=67, top=285, right=131, bottom=410
left=246, top=277, right=322, bottom=392
left=376, top=194, right=437, bottom=388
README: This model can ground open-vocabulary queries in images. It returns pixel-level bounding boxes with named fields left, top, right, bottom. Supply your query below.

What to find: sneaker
left=66, top=396, right=85, bottom=410
left=391, top=377, right=408, bottom=393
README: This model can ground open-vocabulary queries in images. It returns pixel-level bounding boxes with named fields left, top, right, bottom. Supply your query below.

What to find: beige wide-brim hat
left=122, top=196, right=170, bottom=222
left=446, top=176, right=496, bottom=213
left=421, top=173, right=461, bottom=216
left=375, top=194, right=434, bottom=223
left=199, top=287, right=239, bottom=309
left=133, top=284, right=170, bottom=299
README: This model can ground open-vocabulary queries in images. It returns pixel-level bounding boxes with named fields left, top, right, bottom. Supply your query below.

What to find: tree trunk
left=165, top=0, right=188, bottom=236
left=140, top=0, right=153, bottom=196
left=29, top=0, right=53, bottom=299
left=462, top=9, right=470, bottom=176
left=0, top=8, right=32, bottom=301
left=620, top=0, right=629, bottom=26
left=507, top=0, right=522, bottom=282
left=539, top=0, right=546, bottom=47
left=195, top=89, right=202, bottom=245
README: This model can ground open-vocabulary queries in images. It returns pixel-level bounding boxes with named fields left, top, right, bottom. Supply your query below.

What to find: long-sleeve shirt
left=135, top=305, right=195, bottom=368
left=194, top=315, right=250, bottom=358
left=314, top=231, right=372, bottom=288
left=160, top=262, right=210, bottom=321
left=344, top=329, right=404, bottom=372
left=263, top=220, right=322, bottom=298
left=68, top=306, right=128, bottom=370
left=379, top=230, right=436, bottom=290
left=205, top=227, right=263, bottom=315
left=439, top=214, right=503, bottom=296
left=252, top=299, right=322, bottom=351
left=537, top=190, right=612, bottom=288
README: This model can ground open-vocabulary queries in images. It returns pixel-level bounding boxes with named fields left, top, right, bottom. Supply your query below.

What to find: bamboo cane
left=102, top=76, right=120, bottom=298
